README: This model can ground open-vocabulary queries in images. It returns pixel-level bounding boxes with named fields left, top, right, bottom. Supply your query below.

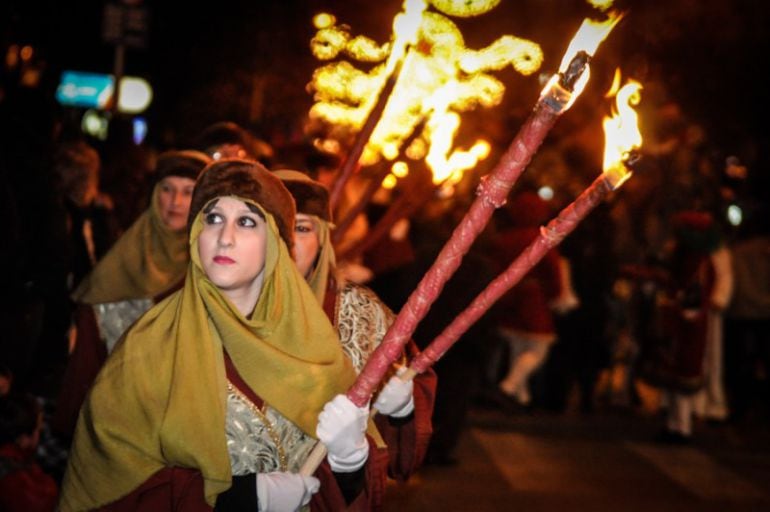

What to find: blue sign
left=56, top=70, right=153, bottom=113
left=56, top=71, right=114, bottom=109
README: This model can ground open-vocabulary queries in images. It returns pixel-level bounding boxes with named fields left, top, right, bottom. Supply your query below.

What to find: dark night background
left=2, top=0, right=768, bottom=151
left=2, top=0, right=769, bottom=237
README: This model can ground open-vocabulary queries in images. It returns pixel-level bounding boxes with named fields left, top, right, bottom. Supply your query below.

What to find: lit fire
left=540, top=11, right=622, bottom=107
left=308, top=1, right=542, bottom=192
left=602, top=70, right=642, bottom=189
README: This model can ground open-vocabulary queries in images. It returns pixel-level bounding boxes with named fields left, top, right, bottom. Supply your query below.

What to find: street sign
left=56, top=70, right=153, bottom=114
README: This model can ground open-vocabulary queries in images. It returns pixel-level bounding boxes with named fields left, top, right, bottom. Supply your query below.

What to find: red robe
left=92, top=352, right=366, bottom=511
left=322, top=277, right=437, bottom=510
left=0, top=443, right=59, bottom=512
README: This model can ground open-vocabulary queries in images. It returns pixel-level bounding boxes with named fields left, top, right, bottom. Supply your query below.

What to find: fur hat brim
left=273, top=169, right=332, bottom=222
left=189, top=160, right=296, bottom=249
left=155, top=150, right=212, bottom=182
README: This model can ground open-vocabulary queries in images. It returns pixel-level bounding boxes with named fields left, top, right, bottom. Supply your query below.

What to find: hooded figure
left=53, top=150, right=212, bottom=438
left=275, top=170, right=436, bottom=508
left=60, top=160, right=367, bottom=511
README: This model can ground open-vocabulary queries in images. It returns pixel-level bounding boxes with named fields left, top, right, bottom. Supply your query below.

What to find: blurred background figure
left=0, top=392, right=59, bottom=512
left=195, top=120, right=274, bottom=166
left=489, top=191, right=578, bottom=411
left=724, top=210, right=770, bottom=423
left=653, top=211, right=732, bottom=443
left=53, top=139, right=119, bottom=292
left=53, top=150, right=211, bottom=440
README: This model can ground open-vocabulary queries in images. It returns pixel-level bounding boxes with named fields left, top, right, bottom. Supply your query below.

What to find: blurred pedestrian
left=656, top=211, right=732, bottom=443
left=0, top=393, right=58, bottom=512
left=276, top=169, right=436, bottom=503
left=53, top=150, right=211, bottom=439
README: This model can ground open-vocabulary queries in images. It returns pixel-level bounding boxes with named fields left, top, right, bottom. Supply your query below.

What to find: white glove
left=373, top=367, right=414, bottom=418
left=316, top=394, right=369, bottom=473
left=256, top=472, right=320, bottom=512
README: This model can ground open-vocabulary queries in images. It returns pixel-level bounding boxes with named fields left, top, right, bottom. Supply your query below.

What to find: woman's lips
left=213, top=255, right=235, bottom=264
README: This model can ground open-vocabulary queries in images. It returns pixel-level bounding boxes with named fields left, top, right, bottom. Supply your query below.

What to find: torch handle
left=299, top=443, right=328, bottom=476
left=330, top=65, right=402, bottom=210
left=345, top=98, right=564, bottom=407
left=410, top=174, right=613, bottom=374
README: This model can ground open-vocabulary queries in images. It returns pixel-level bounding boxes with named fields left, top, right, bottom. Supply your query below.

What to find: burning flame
left=602, top=73, right=642, bottom=189
left=308, top=1, right=542, bottom=193
left=540, top=11, right=622, bottom=107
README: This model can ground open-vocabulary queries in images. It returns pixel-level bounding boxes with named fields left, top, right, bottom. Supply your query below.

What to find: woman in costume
left=275, top=170, right=436, bottom=501
left=54, top=150, right=212, bottom=438
left=60, top=160, right=370, bottom=511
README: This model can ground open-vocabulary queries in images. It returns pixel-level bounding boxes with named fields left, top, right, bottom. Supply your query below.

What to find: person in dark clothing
left=52, top=140, right=120, bottom=292
left=0, top=393, right=59, bottom=512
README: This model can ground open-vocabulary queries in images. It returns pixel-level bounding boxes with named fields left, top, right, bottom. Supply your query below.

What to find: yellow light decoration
left=382, top=174, right=398, bottom=189
left=459, top=35, right=543, bottom=76
left=405, top=138, right=427, bottom=160
left=308, top=1, right=543, bottom=187
left=587, top=0, right=615, bottom=12
left=310, top=26, right=351, bottom=60
left=392, top=161, right=409, bottom=178
left=313, top=13, right=336, bottom=29
left=430, top=0, right=501, bottom=17
left=602, top=75, right=642, bottom=189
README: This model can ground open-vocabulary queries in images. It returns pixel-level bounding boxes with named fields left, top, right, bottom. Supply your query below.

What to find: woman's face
left=294, top=213, right=321, bottom=279
left=197, top=196, right=267, bottom=297
left=157, top=176, right=196, bottom=231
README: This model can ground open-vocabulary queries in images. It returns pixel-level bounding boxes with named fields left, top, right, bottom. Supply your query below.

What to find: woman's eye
left=204, top=213, right=222, bottom=225
left=296, top=225, right=311, bottom=233
left=238, top=216, right=257, bottom=228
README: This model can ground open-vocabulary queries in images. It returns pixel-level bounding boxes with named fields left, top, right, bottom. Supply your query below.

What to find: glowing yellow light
left=430, top=0, right=501, bottom=17
left=392, top=161, right=409, bottom=178
left=405, top=138, right=427, bottom=160
left=311, top=26, right=351, bottom=60
left=313, top=13, right=336, bottom=29
left=587, top=0, right=615, bottom=11
left=470, top=140, right=490, bottom=159
left=382, top=174, right=398, bottom=189
left=459, top=35, right=542, bottom=76
left=602, top=75, right=642, bottom=188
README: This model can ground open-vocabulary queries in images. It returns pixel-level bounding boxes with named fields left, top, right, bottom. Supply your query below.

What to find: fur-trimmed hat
left=195, top=121, right=274, bottom=164
left=272, top=169, right=332, bottom=222
left=155, top=150, right=212, bottom=182
left=189, top=159, right=296, bottom=249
